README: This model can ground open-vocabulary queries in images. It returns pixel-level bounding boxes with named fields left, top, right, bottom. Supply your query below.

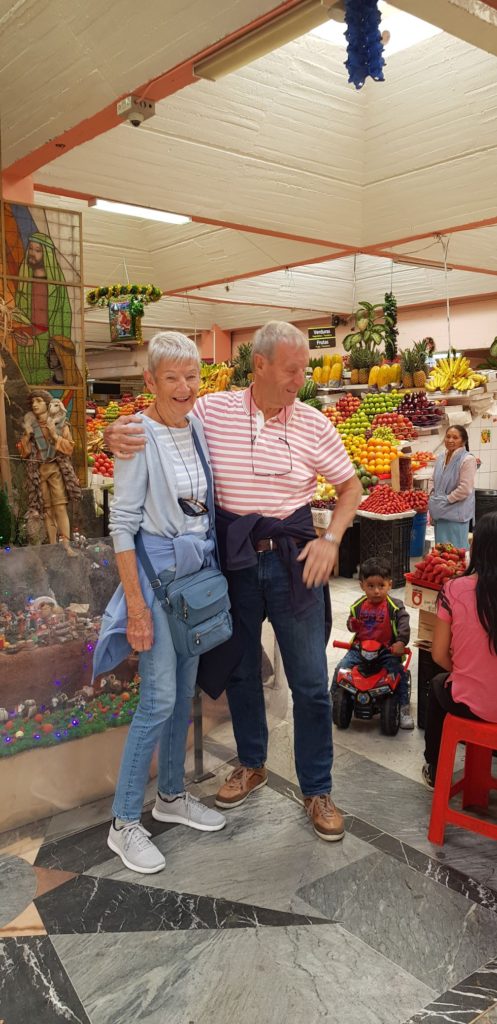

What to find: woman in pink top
left=423, top=511, right=497, bottom=787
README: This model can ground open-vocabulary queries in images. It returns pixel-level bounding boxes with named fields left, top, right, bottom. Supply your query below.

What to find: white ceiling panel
left=363, top=148, right=497, bottom=246
left=384, top=224, right=497, bottom=275
left=183, top=259, right=357, bottom=310
left=364, top=34, right=497, bottom=185
left=183, top=254, right=497, bottom=311
left=1, top=0, right=285, bottom=166
left=357, top=255, right=497, bottom=304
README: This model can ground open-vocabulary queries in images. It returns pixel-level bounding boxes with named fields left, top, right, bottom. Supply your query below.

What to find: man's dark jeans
left=225, top=550, right=332, bottom=796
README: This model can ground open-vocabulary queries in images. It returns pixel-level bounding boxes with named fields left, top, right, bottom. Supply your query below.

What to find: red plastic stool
left=428, top=714, right=497, bottom=845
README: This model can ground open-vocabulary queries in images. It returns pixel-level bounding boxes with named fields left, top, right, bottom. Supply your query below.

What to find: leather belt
left=255, top=538, right=278, bottom=553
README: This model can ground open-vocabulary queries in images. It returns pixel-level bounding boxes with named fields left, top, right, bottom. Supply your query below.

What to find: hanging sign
left=308, top=326, right=336, bottom=349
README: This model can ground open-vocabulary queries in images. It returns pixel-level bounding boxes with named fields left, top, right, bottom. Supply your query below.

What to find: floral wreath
left=86, top=284, right=162, bottom=319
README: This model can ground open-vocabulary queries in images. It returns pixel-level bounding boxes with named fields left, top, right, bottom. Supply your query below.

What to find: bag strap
left=135, top=532, right=170, bottom=605
left=191, top=422, right=221, bottom=566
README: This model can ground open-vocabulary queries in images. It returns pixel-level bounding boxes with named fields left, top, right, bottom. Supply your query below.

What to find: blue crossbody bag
left=135, top=424, right=232, bottom=658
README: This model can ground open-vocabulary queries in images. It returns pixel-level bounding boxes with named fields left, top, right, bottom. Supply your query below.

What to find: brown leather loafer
left=215, top=765, right=268, bottom=808
left=304, top=794, right=345, bottom=842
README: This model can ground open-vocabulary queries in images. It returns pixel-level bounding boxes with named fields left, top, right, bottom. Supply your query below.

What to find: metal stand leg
left=102, top=487, right=110, bottom=537
left=191, top=685, right=215, bottom=783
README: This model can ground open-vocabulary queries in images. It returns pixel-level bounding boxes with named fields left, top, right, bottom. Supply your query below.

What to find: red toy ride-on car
left=332, top=639, right=412, bottom=736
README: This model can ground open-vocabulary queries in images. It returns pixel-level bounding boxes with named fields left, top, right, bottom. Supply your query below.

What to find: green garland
left=86, top=284, right=162, bottom=308
left=0, top=680, right=141, bottom=757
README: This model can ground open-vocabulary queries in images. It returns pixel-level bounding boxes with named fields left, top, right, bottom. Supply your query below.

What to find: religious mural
left=0, top=200, right=86, bottom=485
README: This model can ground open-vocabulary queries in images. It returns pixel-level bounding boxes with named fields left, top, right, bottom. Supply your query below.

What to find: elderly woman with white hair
left=93, top=332, right=226, bottom=874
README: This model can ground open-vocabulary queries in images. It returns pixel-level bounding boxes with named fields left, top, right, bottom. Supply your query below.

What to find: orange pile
left=356, top=437, right=399, bottom=478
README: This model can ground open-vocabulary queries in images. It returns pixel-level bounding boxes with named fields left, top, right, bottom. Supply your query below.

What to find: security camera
left=127, top=111, right=145, bottom=128
left=116, top=95, right=155, bottom=127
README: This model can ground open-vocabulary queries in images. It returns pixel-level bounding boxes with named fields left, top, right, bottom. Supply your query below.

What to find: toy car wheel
left=332, top=689, right=353, bottom=729
left=380, top=694, right=400, bottom=736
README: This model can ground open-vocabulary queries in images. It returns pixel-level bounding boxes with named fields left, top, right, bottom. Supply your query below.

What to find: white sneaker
left=400, top=706, right=415, bottom=730
left=152, top=792, right=226, bottom=832
left=107, top=821, right=165, bottom=874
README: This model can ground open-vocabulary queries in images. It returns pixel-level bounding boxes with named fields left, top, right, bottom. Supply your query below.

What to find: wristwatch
left=323, top=531, right=339, bottom=546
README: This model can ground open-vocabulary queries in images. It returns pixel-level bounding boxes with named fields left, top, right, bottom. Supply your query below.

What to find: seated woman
left=428, top=425, right=477, bottom=550
left=93, top=331, right=225, bottom=874
left=423, top=511, right=497, bottom=787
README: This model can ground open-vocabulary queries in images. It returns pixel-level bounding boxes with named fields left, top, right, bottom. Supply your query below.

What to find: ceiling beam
left=390, top=0, right=497, bottom=57
left=3, top=0, right=307, bottom=181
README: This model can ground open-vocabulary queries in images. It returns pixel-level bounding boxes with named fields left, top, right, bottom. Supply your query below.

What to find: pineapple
left=346, top=344, right=366, bottom=385
left=231, top=342, right=253, bottom=387
left=412, top=341, right=428, bottom=388
left=400, top=349, right=414, bottom=389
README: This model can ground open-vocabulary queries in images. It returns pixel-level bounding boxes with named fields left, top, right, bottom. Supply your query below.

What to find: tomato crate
left=358, top=514, right=414, bottom=588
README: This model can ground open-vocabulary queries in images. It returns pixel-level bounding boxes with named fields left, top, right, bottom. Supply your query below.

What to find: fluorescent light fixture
left=194, top=0, right=339, bottom=80
left=393, top=256, right=452, bottom=271
left=89, top=198, right=191, bottom=225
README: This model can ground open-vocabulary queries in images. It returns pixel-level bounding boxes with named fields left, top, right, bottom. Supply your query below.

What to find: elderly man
left=104, top=322, right=362, bottom=841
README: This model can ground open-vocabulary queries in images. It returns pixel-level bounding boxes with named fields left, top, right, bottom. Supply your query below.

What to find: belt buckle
left=268, top=539, right=274, bottom=551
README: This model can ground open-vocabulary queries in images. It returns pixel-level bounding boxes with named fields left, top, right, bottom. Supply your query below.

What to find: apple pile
left=398, top=391, right=444, bottom=427
left=409, top=543, right=466, bottom=587
left=322, top=407, right=344, bottom=427
left=361, top=392, right=402, bottom=421
left=370, top=411, right=417, bottom=440
left=336, top=393, right=361, bottom=418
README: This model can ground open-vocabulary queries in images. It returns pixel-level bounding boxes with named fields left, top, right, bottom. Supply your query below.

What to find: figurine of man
left=18, top=390, right=80, bottom=553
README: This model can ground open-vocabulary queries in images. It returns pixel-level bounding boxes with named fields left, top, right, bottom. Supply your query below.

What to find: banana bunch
left=198, top=363, right=234, bottom=395
left=426, top=356, right=486, bottom=394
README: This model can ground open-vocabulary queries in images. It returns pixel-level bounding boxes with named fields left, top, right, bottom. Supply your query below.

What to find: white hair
left=252, top=321, right=307, bottom=364
left=147, top=332, right=200, bottom=376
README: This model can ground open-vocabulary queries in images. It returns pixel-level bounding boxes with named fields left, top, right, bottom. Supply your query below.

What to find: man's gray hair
left=147, top=332, right=200, bottom=375
left=252, top=321, right=307, bottom=363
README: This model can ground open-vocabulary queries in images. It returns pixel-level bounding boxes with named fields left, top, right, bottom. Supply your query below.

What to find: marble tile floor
left=2, top=577, right=497, bottom=1024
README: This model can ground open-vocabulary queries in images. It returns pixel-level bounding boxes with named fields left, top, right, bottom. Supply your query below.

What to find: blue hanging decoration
left=344, top=0, right=385, bottom=90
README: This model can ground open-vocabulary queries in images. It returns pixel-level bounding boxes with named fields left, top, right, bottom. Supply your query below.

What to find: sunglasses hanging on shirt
left=178, top=496, right=209, bottom=517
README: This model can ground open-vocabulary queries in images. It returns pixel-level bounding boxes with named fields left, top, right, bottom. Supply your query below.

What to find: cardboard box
left=404, top=579, right=439, bottom=614
left=417, top=609, right=437, bottom=643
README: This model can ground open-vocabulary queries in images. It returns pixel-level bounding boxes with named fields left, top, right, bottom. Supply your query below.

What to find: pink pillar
left=199, top=330, right=214, bottom=361
left=211, top=324, right=231, bottom=363
left=2, top=174, right=35, bottom=203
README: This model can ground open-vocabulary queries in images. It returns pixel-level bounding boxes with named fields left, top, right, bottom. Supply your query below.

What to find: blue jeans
left=113, top=574, right=198, bottom=822
left=332, top=647, right=409, bottom=706
left=226, top=551, right=331, bottom=797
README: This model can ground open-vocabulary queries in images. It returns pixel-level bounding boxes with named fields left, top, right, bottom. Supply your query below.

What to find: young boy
left=332, top=557, right=414, bottom=730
